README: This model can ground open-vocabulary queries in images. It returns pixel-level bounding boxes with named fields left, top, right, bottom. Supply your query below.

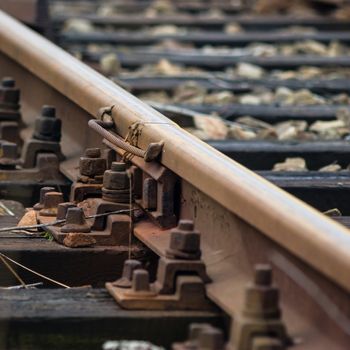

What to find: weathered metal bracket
left=104, top=141, right=178, bottom=229
left=38, top=160, right=134, bottom=247
left=106, top=220, right=214, bottom=310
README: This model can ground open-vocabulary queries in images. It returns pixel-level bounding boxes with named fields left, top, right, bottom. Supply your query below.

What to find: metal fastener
left=56, top=202, right=77, bottom=220
left=102, top=161, right=130, bottom=203
left=33, top=105, right=62, bottom=142
left=0, top=142, right=18, bottom=168
left=198, top=326, right=225, bottom=350
left=0, top=77, right=20, bottom=109
left=113, top=259, right=142, bottom=288
left=79, top=147, right=106, bottom=178
left=166, top=220, right=201, bottom=260
left=132, top=269, right=151, bottom=292
left=244, top=264, right=280, bottom=319
left=39, top=191, right=64, bottom=217
left=61, top=207, right=91, bottom=233
left=33, top=186, right=55, bottom=210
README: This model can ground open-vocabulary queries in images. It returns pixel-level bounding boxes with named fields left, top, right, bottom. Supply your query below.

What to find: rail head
left=1, top=10, right=350, bottom=295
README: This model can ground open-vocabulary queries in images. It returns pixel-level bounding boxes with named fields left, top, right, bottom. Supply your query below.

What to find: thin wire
left=0, top=255, right=27, bottom=289
left=0, top=253, right=70, bottom=289
left=0, top=208, right=135, bottom=233
left=128, top=170, right=133, bottom=260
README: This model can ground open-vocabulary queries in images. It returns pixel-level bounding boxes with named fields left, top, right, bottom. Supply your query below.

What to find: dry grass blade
left=0, top=253, right=70, bottom=289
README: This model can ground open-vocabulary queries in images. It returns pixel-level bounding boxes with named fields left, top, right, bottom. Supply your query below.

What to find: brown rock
left=17, top=210, right=37, bottom=228
left=63, top=233, right=96, bottom=248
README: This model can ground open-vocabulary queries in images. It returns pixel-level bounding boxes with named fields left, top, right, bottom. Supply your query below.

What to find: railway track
left=1, top=2, right=350, bottom=349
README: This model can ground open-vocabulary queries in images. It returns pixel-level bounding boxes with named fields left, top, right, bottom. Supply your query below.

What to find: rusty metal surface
left=1, top=10, right=350, bottom=348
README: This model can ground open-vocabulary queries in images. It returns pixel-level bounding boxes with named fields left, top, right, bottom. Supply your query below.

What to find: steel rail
left=1, top=9, right=350, bottom=314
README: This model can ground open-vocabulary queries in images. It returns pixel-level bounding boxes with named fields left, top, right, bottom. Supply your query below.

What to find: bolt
left=1, top=142, right=17, bottom=159
left=39, top=192, right=64, bottom=217
left=178, top=220, right=194, bottom=231
left=33, top=105, right=62, bottom=142
left=57, top=202, right=76, bottom=220
left=243, top=264, right=280, bottom=319
left=198, top=326, right=225, bottom=350
left=41, top=105, right=56, bottom=118
left=2, top=77, right=15, bottom=88
left=131, top=269, right=150, bottom=292
left=33, top=186, right=55, bottom=210
left=114, top=259, right=142, bottom=288
left=102, top=161, right=130, bottom=203
left=0, top=142, right=18, bottom=168
left=189, top=323, right=212, bottom=341
left=0, top=77, right=19, bottom=107
left=166, top=219, right=201, bottom=260
left=85, top=148, right=101, bottom=158
left=103, top=162, right=129, bottom=190
left=61, top=207, right=91, bottom=233
left=79, top=147, right=106, bottom=177
left=255, top=264, right=272, bottom=287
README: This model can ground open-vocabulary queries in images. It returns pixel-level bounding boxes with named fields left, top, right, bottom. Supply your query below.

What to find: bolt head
left=132, top=269, right=150, bottom=292
left=79, top=156, right=106, bottom=177
left=1, top=142, right=17, bottom=159
left=255, top=264, right=272, bottom=286
left=65, top=207, right=85, bottom=224
left=103, top=167, right=129, bottom=190
left=85, top=148, right=101, bottom=158
left=198, top=326, right=224, bottom=350
left=61, top=207, right=91, bottom=233
left=39, top=192, right=64, bottom=216
left=57, top=202, right=76, bottom=220
left=33, top=186, right=56, bottom=210
left=111, top=162, right=126, bottom=171
left=178, top=219, right=194, bottom=231
left=122, top=259, right=142, bottom=280
left=41, top=105, right=56, bottom=118
left=1, top=77, right=15, bottom=88
left=189, top=323, right=212, bottom=341
left=169, top=221, right=200, bottom=253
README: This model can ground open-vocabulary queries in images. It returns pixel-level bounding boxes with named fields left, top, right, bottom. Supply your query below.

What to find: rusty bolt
left=131, top=269, right=151, bottom=292
left=61, top=207, right=91, bottom=233
left=39, top=191, right=64, bottom=217
left=79, top=147, right=106, bottom=177
left=114, top=259, right=142, bottom=288
left=33, top=186, right=55, bottom=210
left=0, top=77, right=19, bottom=107
left=2, top=77, right=15, bottom=88
left=166, top=219, right=201, bottom=260
left=33, top=105, right=62, bottom=142
left=103, top=162, right=129, bottom=190
left=57, top=202, right=77, bottom=220
left=255, top=264, right=272, bottom=286
left=1, top=142, right=17, bottom=159
left=243, top=264, right=280, bottom=319
left=198, top=326, right=225, bottom=350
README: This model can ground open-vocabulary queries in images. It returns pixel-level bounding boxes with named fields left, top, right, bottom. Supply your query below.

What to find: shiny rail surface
left=1, top=10, right=350, bottom=349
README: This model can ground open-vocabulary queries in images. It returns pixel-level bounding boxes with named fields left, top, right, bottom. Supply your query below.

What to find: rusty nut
left=169, top=220, right=200, bottom=254
left=79, top=148, right=106, bottom=177
left=103, top=162, right=129, bottom=190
